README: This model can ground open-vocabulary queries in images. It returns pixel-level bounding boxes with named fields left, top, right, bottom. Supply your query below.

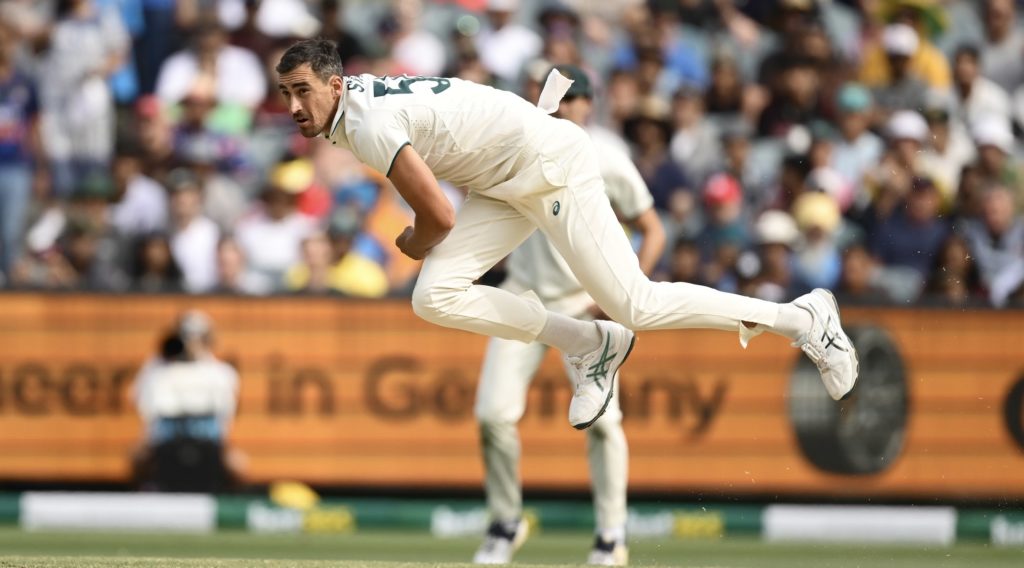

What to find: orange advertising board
left=0, top=293, right=1022, bottom=500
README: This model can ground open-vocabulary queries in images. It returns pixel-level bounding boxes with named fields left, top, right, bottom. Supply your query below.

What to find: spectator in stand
left=951, top=45, right=1011, bottom=128
left=791, top=191, right=842, bottom=294
left=135, top=94, right=175, bottom=178
left=718, top=120, right=775, bottom=214
left=378, top=0, right=445, bottom=77
left=695, top=173, right=749, bottom=292
left=285, top=210, right=388, bottom=298
left=704, top=53, right=745, bottom=121
left=212, top=235, right=262, bottom=295
left=0, top=19, right=40, bottom=279
left=110, top=141, right=168, bottom=238
left=662, top=236, right=704, bottom=286
left=831, top=83, right=884, bottom=202
left=868, top=24, right=929, bottom=116
left=475, top=0, right=542, bottom=87
left=868, top=177, right=951, bottom=283
left=748, top=209, right=800, bottom=303
left=625, top=95, right=696, bottom=242
left=860, top=1, right=951, bottom=91
left=166, top=168, right=219, bottom=293
left=319, top=0, right=368, bottom=71
left=960, top=185, right=1024, bottom=306
left=918, top=95, right=975, bottom=205
left=758, top=56, right=823, bottom=137
left=175, top=133, right=248, bottom=231
left=155, top=19, right=265, bottom=109
left=130, top=232, right=183, bottom=293
left=235, top=165, right=317, bottom=294
left=835, top=243, right=891, bottom=305
left=56, top=173, right=130, bottom=291
left=970, top=116, right=1023, bottom=211
left=923, top=233, right=983, bottom=306
left=980, top=0, right=1024, bottom=94
left=39, top=0, right=129, bottom=197
left=668, top=86, right=720, bottom=185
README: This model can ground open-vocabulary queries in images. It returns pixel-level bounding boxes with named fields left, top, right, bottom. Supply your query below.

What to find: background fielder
left=472, top=65, right=665, bottom=566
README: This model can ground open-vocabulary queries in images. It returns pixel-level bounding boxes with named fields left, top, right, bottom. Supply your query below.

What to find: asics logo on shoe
left=821, top=315, right=847, bottom=352
left=586, top=333, right=617, bottom=390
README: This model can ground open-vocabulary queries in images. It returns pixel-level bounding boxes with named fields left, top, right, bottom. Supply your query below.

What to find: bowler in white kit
left=275, top=33, right=859, bottom=484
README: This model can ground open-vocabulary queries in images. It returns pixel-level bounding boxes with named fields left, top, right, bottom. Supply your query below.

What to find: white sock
left=771, top=303, right=813, bottom=341
left=536, top=312, right=602, bottom=356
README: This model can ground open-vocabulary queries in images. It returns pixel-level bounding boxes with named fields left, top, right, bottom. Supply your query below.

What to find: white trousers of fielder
left=411, top=119, right=781, bottom=343
left=475, top=307, right=627, bottom=533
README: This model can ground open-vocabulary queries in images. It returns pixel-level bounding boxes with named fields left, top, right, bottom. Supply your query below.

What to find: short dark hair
left=276, top=38, right=344, bottom=83
left=955, top=44, right=981, bottom=63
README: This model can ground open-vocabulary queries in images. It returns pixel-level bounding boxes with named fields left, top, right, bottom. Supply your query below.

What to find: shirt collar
left=324, top=84, right=347, bottom=140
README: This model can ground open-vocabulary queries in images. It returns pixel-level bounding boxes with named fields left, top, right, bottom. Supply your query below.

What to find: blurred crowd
left=1, top=0, right=1023, bottom=307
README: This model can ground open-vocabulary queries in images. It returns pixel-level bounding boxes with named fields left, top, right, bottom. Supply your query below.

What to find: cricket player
left=276, top=39, right=857, bottom=433
left=471, top=65, right=664, bottom=566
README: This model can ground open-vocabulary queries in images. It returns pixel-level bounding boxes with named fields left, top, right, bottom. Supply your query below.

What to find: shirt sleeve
left=348, top=110, right=412, bottom=177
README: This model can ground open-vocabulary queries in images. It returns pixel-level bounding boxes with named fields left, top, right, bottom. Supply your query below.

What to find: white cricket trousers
left=475, top=315, right=628, bottom=532
left=411, top=118, right=780, bottom=343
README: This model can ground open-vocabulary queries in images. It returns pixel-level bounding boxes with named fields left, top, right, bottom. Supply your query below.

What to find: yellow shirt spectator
left=859, top=25, right=950, bottom=90
left=286, top=253, right=389, bottom=298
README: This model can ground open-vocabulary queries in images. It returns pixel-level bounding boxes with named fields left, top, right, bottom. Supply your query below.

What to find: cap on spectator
left=755, top=210, right=800, bottom=247
left=271, top=159, right=315, bottom=194
left=703, top=173, right=742, bottom=207
left=972, top=115, right=1015, bottom=154
left=793, top=192, right=841, bottom=234
left=135, top=94, right=162, bottom=119
left=882, top=23, right=919, bottom=56
left=74, top=172, right=115, bottom=201
left=623, top=95, right=673, bottom=146
left=886, top=110, right=929, bottom=142
left=552, top=64, right=593, bottom=99
left=836, top=83, right=872, bottom=113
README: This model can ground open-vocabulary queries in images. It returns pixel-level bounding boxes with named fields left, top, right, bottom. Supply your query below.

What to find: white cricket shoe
left=472, top=519, right=529, bottom=565
left=587, top=535, right=629, bottom=566
left=792, top=288, right=859, bottom=400
left=565, top=320, right=636, bottom=430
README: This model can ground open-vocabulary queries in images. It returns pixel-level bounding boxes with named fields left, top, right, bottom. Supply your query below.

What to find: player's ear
left=330, top=75, right=344, bottom=98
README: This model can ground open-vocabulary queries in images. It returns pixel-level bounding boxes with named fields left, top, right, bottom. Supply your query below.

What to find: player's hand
left=395, top=226, right=428, bottom=260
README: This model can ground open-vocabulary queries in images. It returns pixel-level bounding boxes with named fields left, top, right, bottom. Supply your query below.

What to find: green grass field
left=0, top=528, right=1021, bottom=568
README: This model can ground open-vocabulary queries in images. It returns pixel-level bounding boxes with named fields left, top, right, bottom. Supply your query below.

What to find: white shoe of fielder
left=791, top=288, right=859, bottom=400
left=472, top=519, right=529, bottom=565
left=565, top=320, right=635, bottom=430
left=587, top=535, right=629, bottom=566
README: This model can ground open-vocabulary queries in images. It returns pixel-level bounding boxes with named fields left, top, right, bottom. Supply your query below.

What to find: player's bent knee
left=411, top=281, right=456, bottom=324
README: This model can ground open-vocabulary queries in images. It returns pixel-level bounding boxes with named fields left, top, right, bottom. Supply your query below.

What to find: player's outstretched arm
left=628, top=207, right=666, bottom=276
left=388, top=145, right=456, bottom=260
